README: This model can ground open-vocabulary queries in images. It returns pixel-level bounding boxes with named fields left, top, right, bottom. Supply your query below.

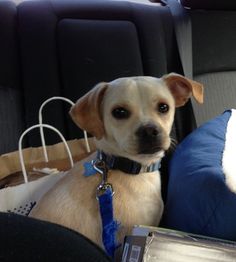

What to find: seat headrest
left=180, top=0, right=236, bottom=10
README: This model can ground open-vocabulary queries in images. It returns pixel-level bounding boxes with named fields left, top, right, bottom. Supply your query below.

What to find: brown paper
left=0, top=138, right=96, bottom=186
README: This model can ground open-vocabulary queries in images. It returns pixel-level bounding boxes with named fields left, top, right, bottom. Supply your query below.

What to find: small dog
left=31, top=73, right=203, bottom=253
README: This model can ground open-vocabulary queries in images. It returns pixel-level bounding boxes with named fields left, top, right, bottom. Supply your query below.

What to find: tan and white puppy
left=31, top=73, right=203, bottom=250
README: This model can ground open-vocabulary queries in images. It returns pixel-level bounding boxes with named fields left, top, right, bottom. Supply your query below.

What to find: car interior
left=1, top=0, right=236, bottom=261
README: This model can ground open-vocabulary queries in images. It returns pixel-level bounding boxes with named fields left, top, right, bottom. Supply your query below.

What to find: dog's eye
left=158, top=103, right=169, bottom=114
left=112, top=107, right=130, bottom=119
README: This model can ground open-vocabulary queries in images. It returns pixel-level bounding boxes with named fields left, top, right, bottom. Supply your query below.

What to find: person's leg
left=0, top=212, right=111, bottom=261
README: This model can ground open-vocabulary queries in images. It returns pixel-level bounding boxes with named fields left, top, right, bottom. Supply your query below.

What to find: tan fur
left=163, top=73, right=204, bottom=106
left=31, top=73, right=203, bottom=251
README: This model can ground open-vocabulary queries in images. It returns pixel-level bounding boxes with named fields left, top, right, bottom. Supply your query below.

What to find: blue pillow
left=163, top=109, right=236, bottom=241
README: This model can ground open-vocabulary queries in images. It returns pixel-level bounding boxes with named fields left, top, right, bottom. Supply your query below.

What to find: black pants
left=0, top=212, right=112, bottom=261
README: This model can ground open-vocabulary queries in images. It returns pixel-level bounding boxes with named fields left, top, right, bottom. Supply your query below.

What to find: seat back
left=17, top=0, right=183, bottom=145
left=180, top=0, right=236, bottom=125
left=0, top=1, right=25, bottom=155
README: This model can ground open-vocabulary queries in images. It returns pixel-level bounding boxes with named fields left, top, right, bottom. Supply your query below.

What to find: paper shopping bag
left=0, top=137, right=96, bottom=185
left=0, top=137, right=96, bottom=215
left=0, top=169, right=67, bottom=215
left=0, top=95, right=96, bottom=215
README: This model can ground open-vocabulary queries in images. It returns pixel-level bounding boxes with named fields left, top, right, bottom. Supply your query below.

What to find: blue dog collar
left=98, top=151, right=161, bottom=175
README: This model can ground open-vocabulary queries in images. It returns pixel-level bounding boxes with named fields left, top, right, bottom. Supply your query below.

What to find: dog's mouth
left=137, top=134, right=168, bottom=155
left=135, top=124, right=170, bottom=155
left=138, top=146, right=163, bottom=155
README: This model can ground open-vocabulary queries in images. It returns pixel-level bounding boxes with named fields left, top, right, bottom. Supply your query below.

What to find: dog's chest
left=111, top=170, right=163, bottom=229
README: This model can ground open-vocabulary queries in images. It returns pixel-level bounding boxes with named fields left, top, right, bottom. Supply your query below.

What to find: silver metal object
left=93, top=159, right=114, bottom=200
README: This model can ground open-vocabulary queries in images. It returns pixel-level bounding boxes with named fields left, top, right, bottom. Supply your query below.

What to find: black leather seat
left=0, top=0, right=212, bottom=260
left=17, top=0, right=188, bottom=147
left=0, top=1, right=25, bottom=155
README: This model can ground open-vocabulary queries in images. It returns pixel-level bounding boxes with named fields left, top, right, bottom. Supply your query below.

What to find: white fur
left=222, top=109, right=236, bottom=193
left=31, top=74, right=203, bottom=255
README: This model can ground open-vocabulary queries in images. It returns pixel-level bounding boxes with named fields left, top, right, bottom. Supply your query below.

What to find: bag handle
left=18, top=124, right=74, bottom=184
left=38, top=96, right=91, bottom=162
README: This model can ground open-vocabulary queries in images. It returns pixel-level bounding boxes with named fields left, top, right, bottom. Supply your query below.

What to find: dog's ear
left=69, top=82, right=108, bottom=139
left=163, top=73, right=204, bottom=107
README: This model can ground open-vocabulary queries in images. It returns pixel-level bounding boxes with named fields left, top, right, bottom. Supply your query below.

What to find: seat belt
left=155, top=0, right=199, bottom=133
left=150, top=0, right=195, bottom=205
left=160, top=0, right=193, bottom=79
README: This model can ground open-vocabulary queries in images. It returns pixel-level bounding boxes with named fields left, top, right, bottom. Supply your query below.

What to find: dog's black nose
left=136, top=124, right=159, bottom=139
left=136, top=124, right=163, bottom=154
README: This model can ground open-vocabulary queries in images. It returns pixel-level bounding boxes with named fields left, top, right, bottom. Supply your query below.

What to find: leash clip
left=93, top=159, right=108, bottom=177
left=93, top=159, right=114, bottom=200
left=96, top=183, right=114, bottom=200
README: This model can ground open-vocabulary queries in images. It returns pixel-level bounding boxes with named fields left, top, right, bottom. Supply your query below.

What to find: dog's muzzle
left=136, top=123, right=164, bottom=154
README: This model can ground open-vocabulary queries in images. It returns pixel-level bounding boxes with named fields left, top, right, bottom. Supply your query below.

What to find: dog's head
left=70, top=73, right=203, bottom=165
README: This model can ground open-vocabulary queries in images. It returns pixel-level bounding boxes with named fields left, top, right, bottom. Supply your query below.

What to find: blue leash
left=97, top=187, right=119, bottom=258
left=84, top=159, right=119, bottom=258
left=84, top=153, right=161, bottom=258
